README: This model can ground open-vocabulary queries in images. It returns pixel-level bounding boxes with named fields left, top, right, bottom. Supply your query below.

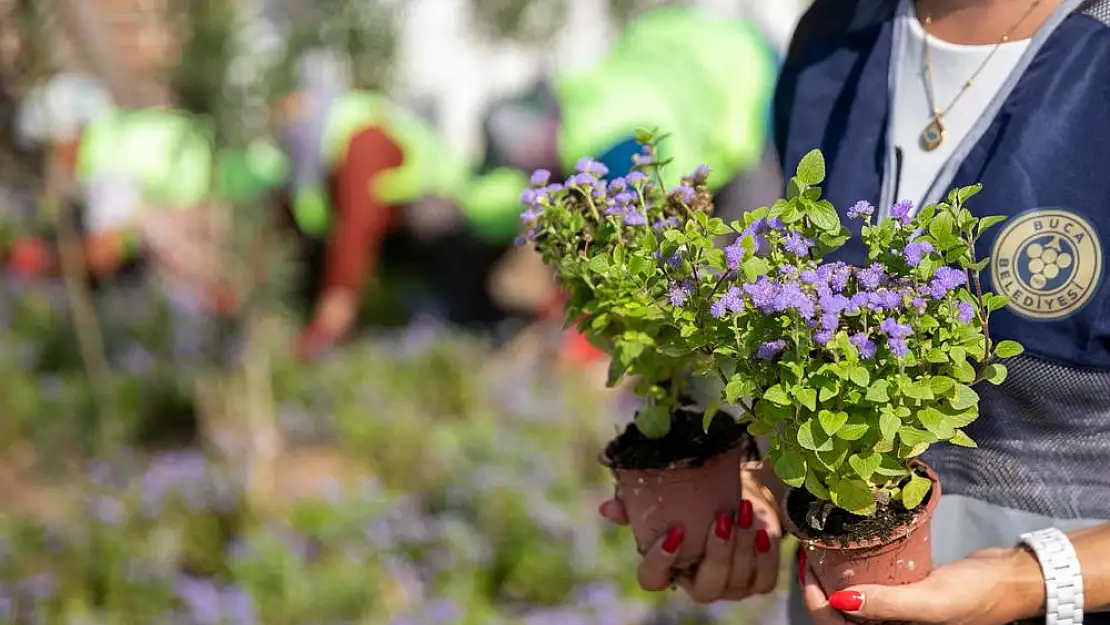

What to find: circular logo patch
left=990, top=209, right=1103, bottom=320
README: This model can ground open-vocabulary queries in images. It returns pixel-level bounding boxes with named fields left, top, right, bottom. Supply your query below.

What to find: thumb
left=828, top=582, right=938, bottom=622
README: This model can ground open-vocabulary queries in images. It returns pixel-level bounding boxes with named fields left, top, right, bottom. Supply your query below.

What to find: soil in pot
left=784, top=463, right=940, bottom=598
left=601, top=406, right=752, bottom=571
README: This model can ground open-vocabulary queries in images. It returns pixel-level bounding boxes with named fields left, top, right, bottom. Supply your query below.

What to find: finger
left=636, top=525, right=683, bottom=592
left=830, top=582, right=939, bottom=623
left=730, top=499, right=757, bottom=594
left=685, top=511, right=736, bottom=603
left=803, top=565, right=849, bottom=625
left=747, top=504, right=781, bottom=595
left=597, top=499, right=629, bottom=525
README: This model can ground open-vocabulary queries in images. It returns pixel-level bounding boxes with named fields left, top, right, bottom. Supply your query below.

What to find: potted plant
left=685, top=149, right=1025, bottom=592
left=519, top=131, right=754, bottom=570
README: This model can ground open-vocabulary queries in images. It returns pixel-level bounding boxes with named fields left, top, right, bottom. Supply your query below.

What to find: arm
left=804, top=523, right=1110, bottom=625
left=300, top=126, right=403, bottom=354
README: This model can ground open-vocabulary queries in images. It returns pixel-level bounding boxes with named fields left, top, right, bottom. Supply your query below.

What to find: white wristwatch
left=1019, top=527, right=1085, bottom=625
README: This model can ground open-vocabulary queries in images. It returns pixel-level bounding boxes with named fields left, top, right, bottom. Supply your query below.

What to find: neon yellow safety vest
left=292, top=91, right=473, bottom=239
left=556, top=8, right=776, bottom=190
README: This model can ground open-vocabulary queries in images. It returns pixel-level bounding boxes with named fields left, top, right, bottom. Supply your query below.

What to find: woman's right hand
left=598, top=462, right=784, bottom=603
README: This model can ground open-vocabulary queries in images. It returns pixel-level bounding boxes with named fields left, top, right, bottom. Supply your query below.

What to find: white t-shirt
left=890, top=0, right=1029, bottom=215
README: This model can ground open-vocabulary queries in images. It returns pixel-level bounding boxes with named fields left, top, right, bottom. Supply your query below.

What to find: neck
left=915, top=0, right=1064, bottom=44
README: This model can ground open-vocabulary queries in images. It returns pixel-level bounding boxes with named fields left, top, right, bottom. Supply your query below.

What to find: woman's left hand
left=803, top=546, right=1043, bottom=625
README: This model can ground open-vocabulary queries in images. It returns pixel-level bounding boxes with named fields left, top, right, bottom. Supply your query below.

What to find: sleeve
left=83, top=172, right=144, bottom=234
left=320, top=125, right=405, bottom=295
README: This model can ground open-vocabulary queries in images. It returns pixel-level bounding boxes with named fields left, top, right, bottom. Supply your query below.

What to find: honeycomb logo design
left=991, top=209, right=1103, bottom=321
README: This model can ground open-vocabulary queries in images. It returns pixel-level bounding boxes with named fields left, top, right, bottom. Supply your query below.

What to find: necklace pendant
left=921, top=117, right=945, bottom=151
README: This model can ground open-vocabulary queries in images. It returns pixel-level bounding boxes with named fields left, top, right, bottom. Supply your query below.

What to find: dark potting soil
left=785, top=467, right=933, bottom=547
left=603, top=405, right=750, bottom=470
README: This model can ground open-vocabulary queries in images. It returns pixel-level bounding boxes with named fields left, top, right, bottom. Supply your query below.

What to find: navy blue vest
left=775, top=0, right=1110, bottom=371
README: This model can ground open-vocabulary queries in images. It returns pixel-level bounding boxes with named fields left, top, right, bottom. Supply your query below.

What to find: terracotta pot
left=783, top=462, right=941, bottom=597
left=601, top=441, right=748, bottom=571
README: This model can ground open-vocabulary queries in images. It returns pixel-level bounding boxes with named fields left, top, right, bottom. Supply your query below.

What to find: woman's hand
left=802, top=546, right=1044, bottom=625
left=598, top=462, right=783, bottom=603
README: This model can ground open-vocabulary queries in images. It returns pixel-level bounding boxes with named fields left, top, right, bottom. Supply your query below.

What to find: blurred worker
left=7, top=73, right=280, bottom=312
left=474, top=6, right=783, bottom=362
left=273, top=49, right=512, bottom=360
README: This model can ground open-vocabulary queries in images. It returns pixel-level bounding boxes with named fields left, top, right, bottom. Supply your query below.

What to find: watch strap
left=1019, top=527, right=1085, bottom=625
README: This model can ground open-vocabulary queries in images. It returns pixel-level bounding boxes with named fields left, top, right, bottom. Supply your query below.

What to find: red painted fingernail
left=662, top=526, right=685, bottom=554
left=829, top=590, right=865, bottom=612
left=738, top=499, right=754, bottom=529
left=755, top=528, right=771, bottom=553
left=715, top=512, right=733, bottom=540
left=798, top=549, right=807, bottom=586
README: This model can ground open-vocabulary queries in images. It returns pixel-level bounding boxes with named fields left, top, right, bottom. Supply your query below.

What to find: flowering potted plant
left=519, top=132, right=754, bottom=570
left=684, top=149, right=1025, bottom=591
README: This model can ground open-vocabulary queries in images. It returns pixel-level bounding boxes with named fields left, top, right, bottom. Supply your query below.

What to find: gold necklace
left=919, top=0, right=1042, bottom=151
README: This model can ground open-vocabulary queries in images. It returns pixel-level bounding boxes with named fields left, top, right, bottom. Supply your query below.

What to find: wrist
left=999, top=546, right=1048, bottom=622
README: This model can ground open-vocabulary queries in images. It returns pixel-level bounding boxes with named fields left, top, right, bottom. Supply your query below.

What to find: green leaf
left=982, top=363, right=1008, bottom=385
left=901, top=379, right=934, bottom=401
left=949, top=384, right=979, bottom=411
left=994, top=340, right=1025, bottom=359
left=796, top=149, right=826, bottom=186
left=949, top=429, right=978, bottom=448
left=818, top=409, right=848, bottom=436
left=879, top=411, right=900, bottom=442
left=763, top=384, right=792, bottom=406
left=926, top=348, right=949, bottom=364
left=866, top=380, right=890, bottom=403
left=977, top=215, right=1007, bottom=235
left=986, top=294, right=1009, bottom=311
left=849, top=367, right=871, bottom=388
left=836, top=422, right=870, bottom=441
left=929, top=376, right=956, bottom=395
left=796, top=387, right=817, bottom=412
left=953, top=359, right=976, bottom=383
left=804, top=471, right=829, bottom=500
left=742, top=256, right=771, bottom=282
left=635, top=405, right=671, bottom=439
left=819, top=384, right=838, bottom=403
left=628, top=255, right=655, bottom=276
left=830, top=478, right=876, bottom=516
left=898, top=426, right=936, bottom=447
left=809, top=200, right=841, bottom=233
left=771, top=449, right=807, bottom=488
left=588, top=255, right=610, bottom=273
left=702, top=402, right=720, bottom=433
left=956, top=184, right=983, bottom=204
left=725, top=378, right=750, bottom=403
left=797, top=419, right=834, bottom=452
left=848, top=452, right=881, bottom=481
left=917, top=407, right=953, bottom=438
left=901, top=474, right=933, bottom=510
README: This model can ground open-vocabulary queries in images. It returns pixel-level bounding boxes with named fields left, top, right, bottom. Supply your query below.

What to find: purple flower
left=847, top=201, right=874, bottom=219
left=873, top=289, right=903, bottom=310
left=654, top=216, right=679, bottom=229
left=783, top=232, right=814, bottom=257
left=889, top=338, right=910, bottom=357
left=669, top=280, right=693, bottom=307
left=725, top=242, right=745, bottom=270
left=520, top=207, right=542, bottom=222
left=849, top=332, right=877, bottom=359
left=575, top=157, right=608, bottom=177
left=756, top=339, right=787, bottom=360
left=847, top=292, right=870, bottom=314
left=817, top=262, right=851, bottom=292
left=890, top=200, right=914, bottom=225
left=530, top=169, right=551, bottom=186
left=608, top=177, right=626, bottom=192
left=801, top=269, right=820, bottom=285
left=815, top=329, right=835, bottom=345
left=692, top=164, right=711, bottom=183
left=625, top=171, right=647, bottom=185
left=613, top=191, right=636, bottom=206
left=568, top=172, right=595, bottom=186
left=520, top=188, right=538, bottom=205
left=956, top=301, right=976, bottom=324
left=657, top=250, right=682, bottom=268
left=710, top=287, right=745, bottom=318
left=879, top=318, right=913, bottom=340
left=856, top=263, right=887, bottom=289
left=674, top=184, right=695, bottom=204
left=773, top=281, right=816, bottom=319
left=927, top=266, right=968, bottom=299
left=622, top=209, right=648, bottom=226
left=903, top=241, right=934, bottom=267
left=818, top=312, right=839, bottom=332
left=742, top=277, right=779, bottom=312
left=818, top=292, right=849, bottom=315
left=912, top=296, right=926, bottom=310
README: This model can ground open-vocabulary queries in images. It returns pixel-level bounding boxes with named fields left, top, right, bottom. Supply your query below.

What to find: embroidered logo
left=990, top=209, right=1103, bottom=320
